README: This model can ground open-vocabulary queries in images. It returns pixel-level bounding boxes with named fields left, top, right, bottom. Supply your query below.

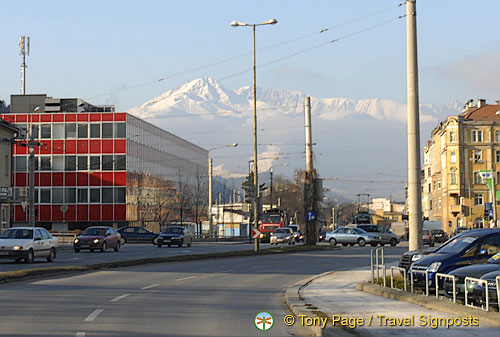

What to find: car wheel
left=101, top=242, right=107, bottom=253
left=342, top=243, right=348, bottom=246
left=370, top=242, right=378, bottom=247
left=358, top=238, right=366, bottom=247
left=178, top=242, right=183, bottom=248
left=158, top=243, right=162, bottom=248
left=349, top=243, right=354, bottom=246
left=47, top=248, right=56, bottom=262
left=114, top=241, right=120, bottom=252
left=74, top=249, right=80, bottom=253
left=90, top=249, right=94, bottom=252
left=187, top=241, right=192, bottom=247
left=380, top=243, right=385, bottom=246
left=329, top=238, right=337, bottom=247
left=292, top=241, right=295, bottom=245
left=25, top=249, right=34, bottom=264
left=390, top=238, right=397, bottom=247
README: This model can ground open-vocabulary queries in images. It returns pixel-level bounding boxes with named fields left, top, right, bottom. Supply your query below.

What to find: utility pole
left=406, top=0, right=423, bottom=250
left=270, top=168, right=273, bottom=209
left=208, top=158, right=213, bottom=238
left=304, top=96, right=317, bottom=245
left=19, top=36, right=29, bottom=95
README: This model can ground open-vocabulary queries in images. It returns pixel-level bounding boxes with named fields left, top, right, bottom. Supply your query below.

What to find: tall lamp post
left=208, top=143, right=238, bottom=238
left=230, top=17, right=277, bottom=252
left=28, top=106, right=41, bottom=228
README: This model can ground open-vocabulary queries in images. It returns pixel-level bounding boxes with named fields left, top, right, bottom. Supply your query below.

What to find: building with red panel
left=1, top=94, right=208, bottom=231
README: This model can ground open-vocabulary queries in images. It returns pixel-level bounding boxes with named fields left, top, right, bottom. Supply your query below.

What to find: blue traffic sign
left=306, top=210, right=316, bottom=222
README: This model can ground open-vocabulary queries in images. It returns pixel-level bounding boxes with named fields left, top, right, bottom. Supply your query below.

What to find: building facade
left=0, top=120, right=18, bottom=231
left=1, top=94, right=208, bottom=231
left=422, top=99, right=500, bottom=232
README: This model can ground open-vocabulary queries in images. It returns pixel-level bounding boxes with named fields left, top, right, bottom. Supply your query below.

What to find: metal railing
left=497, top=276, right=500, bottom=310
left=390, top=266, right=407, bottom=291
left=435, top=273, right=456, bottom=303
left=370, top=248, right=385, bottom=284
left=410, top=269, right=429, bottom=296
left=464, top=276, right=489, bottom=311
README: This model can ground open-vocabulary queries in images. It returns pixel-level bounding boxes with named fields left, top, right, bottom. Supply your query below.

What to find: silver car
left=356, top=225, right=400, bottom=246
left=325, top=227, right=381, bottom=247
left=270, top=227, right=294, bottom=245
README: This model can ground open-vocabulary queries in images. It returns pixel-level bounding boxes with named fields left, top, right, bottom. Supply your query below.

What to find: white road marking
left=218, top=269, right=235, bottom=273
left=84, top=309, right=104, bottom=322
left=141, top=284, right=159, bottom=290
left=175, top=276, right=196, bottom=282
left=76, top=333, right=86, bottom=337
left=110, top=293, right=130, bottom=302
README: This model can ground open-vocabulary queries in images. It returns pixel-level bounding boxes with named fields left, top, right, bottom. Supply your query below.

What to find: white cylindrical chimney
left=477, top=99, right=486, bottom=108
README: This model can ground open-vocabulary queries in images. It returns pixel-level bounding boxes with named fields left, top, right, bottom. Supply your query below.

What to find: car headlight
left=12, top=246, right=23, bottom=251
left=427, top=262, right=441, bottom=273
left=93, top=238, right=100, bottom=244
left=259, top=234, right=264, bottom=239
left=74, top=239, right=79, bottom=244
left=411, top=254, right=422, bottom=262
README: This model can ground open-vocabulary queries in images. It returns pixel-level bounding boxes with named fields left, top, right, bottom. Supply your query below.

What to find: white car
left=0, top=227, right=58, bottom=263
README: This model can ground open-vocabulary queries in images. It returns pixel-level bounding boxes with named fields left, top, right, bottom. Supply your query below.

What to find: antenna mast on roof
left=19, top=36, right=30, bottom=95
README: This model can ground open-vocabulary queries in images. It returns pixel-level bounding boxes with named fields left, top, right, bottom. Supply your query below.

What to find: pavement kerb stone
left=357, top=282, right=500, bottom=327
left=0, top=244, right=331, bottom=284
left=284, top=271, right=362, bottom=337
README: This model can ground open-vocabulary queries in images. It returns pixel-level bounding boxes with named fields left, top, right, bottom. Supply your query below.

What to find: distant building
left=422, top=99, right=500, bottom=232
left=1, top=94, right=207, bottom=231
left=0, top=120, right=18, bottom=231
left=369, top=197, right=405, bottom=225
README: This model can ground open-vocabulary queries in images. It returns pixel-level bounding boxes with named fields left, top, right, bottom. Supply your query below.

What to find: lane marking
left=218, top=269, right=235, bottom=273
left=175, top=276, right=196, bottom=282
left=76, top=333, right=86, bottom=337
left=141, top=284, right=159, bottom=290
left=84, top=309, right=104, bottom=322
left=110, top=294, right=130, bottom=303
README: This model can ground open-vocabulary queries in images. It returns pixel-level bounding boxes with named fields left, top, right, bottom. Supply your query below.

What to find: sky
left=2, top=0, right=500, bottom=201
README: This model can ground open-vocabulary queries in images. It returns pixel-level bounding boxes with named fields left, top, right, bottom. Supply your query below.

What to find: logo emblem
left=255, top=311, right=274, bottom=331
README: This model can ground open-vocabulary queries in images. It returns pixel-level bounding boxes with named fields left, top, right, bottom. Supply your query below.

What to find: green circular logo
left=255, top=311, right=274, bottom=331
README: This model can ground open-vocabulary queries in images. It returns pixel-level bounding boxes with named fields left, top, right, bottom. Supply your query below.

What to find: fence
left=464, top=276, right=489, bottom=311
left=390, top=266, right=407, bottom=291
left=435, top=273, right=456, bottom=303
left=410, top=269, right=429, bottom=296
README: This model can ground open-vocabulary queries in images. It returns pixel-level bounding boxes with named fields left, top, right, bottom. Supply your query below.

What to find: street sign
left=252, top=229, right=261, bottom=239
left=306, top=210, right=316, bottom=222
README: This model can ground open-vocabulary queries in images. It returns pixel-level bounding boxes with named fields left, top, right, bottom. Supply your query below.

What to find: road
left=0, top=245, right=406, bottom=336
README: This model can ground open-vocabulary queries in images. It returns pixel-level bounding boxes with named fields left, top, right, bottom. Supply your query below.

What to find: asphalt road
left=0, top=245, right=406, bottom=336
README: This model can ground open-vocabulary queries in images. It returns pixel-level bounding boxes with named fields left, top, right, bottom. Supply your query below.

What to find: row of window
left=15, top=187, right=126, bottom=204
left=448, top=130, right=500, bottom=143
left=14, top=155, right=126, bottom=171
left=16, top=122, right=126, bottom=140
left=429, top=193, right=486, bottom=211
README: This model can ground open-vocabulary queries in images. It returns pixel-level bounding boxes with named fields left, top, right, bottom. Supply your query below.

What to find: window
left=78, top=156, right=88, bottom=171
left=90, top=124, right=100, bottom=138
left=31, top=125, right=39, bottom=139
left=65, top=188, right=76, bottom=204
left=438, top=179, right=441, bottom=189
left=77, top=188, right=88, bottom=203
left=497, top=171, right=500, bottom=185
left=40, top=229, right=50, bottom=240
left=102, top=123, right=113, bottom=138
left=52, top=188, right=63, bottom=203
left=65, top=123, right=76, bottom=139
left=428, top=183, right=431, bottom=193
left=40, top=157, right=51, bottom=171
left=430, top=200, right=433, bottom=210
left=114, top=187, right=126, bottom=203
left=438, top=198, right=442, bottom=208
left=474, top=193, right=483, bottom=205
left=450, top=172, right=457, bottom=185
left=427, top=167, right=431, bottom=176
left=450, top=151, right=456, bottom=163
left=114, top=123, right=126, bottom=138
left=474, top=171, right=482, bottom=184
left=102, top=155, right=113, bottom=170
left=497, top=151, right=500, bottom=163
left=15, top=156, right=27, bottom=171
left=40, top=189, right=51, bottom=203
left=473, top=150, right=482, bottom=162
left=90, top=188, right=100, bottom=203
left=433, top=181, right=436, bottom=191
left=40, top=124, right=51, bottom=138
left=35, top=188, right=39, bottom=203
left=90, top=156, right=100, bottom=170
left=472, top=130, right=483, bottom=142
left=114, top=155, right=126, bottom=170
left=65, top=156, right=76, bottom=171
left=4, top=155, right=8, bottom=176
left=449, top=130, right=456, bottom=142
left=34, top=229, right=43, bottom=241
left=496, top=130, right=500, bottom=142
left=77, top=124, right=88, bottom=138
left=479, top=235, right=500, bottom=255
left=53, top=156, right=64, bottom=171
left=102, top=188, right=114, bottom=203
left=53, top=124, right=64, bottom=139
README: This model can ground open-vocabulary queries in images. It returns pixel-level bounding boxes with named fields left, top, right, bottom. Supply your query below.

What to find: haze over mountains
left=129, top=77, right=462, bottom=200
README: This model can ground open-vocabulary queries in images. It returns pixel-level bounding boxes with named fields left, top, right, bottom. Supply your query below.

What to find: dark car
left=74, top=226, right=121, bottom=253
left=410, top=229, right=500, bottom=290
left=157, top=226, right=193, bottom=248
left=117, top=226, right=159, bottom=244
left=442, top=251, right=500, bottom=301
left=422, top=229, right=434, bottom=247
left=399, top=245, right=439, bottom=272
left=431, top=229, right=448, bottom=243
left=471, top=269, right=500, bottom=310
left=452, top=227, right=469, bottom=237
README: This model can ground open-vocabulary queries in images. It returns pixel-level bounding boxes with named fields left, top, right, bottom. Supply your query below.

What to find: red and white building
left=1, top=94, right=207, bottom=231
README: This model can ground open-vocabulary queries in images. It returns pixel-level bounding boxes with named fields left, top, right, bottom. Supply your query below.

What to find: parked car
left=422, top=229, right=434, bottom=247
left=270, top=227, right=294, bottom=245
left=356, top=224, right=399, bottom=246
left=471, top=269, right=500, bottom=310
left=157, top=226, right=193, bottom=248
left=117, top=226, right=159, bottom=244
left=431, top=229, right=448, bottom=243
left=0, top=227, right=58, bottom=263
left=452, top=227, right=469, bottom=237
left=442, top=251, right=500, bottom=302
left=74, top=226, right=121, bottom=253
left=399, top=246, right=440, bottom=272
left=409, top=228, right=500, bottom=290
left=325, top=227, right=381, bottom=247
left=288, top=225, right=304, bottom=243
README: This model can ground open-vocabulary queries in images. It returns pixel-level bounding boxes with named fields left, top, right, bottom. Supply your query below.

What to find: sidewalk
left=287, top=267, right=499, bottom=337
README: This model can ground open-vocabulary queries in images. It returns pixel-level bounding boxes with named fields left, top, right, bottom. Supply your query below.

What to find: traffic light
left=484, top=209, right=489, bottom=221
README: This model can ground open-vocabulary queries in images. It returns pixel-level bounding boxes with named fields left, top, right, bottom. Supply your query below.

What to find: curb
left=357, top=282, right=500, bottom=327
left=0, top=244, right=331, bottom=284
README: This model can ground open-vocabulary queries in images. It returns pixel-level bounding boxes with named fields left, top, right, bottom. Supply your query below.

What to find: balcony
left=450, top=204, right=464, bottom=215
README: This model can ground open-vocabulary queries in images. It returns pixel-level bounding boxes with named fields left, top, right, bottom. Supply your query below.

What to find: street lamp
left=231, top=18, right=277, bottom=252
left=208, top=143, right=238, bottom=238
left=28, top=106, right=41, bottom=228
